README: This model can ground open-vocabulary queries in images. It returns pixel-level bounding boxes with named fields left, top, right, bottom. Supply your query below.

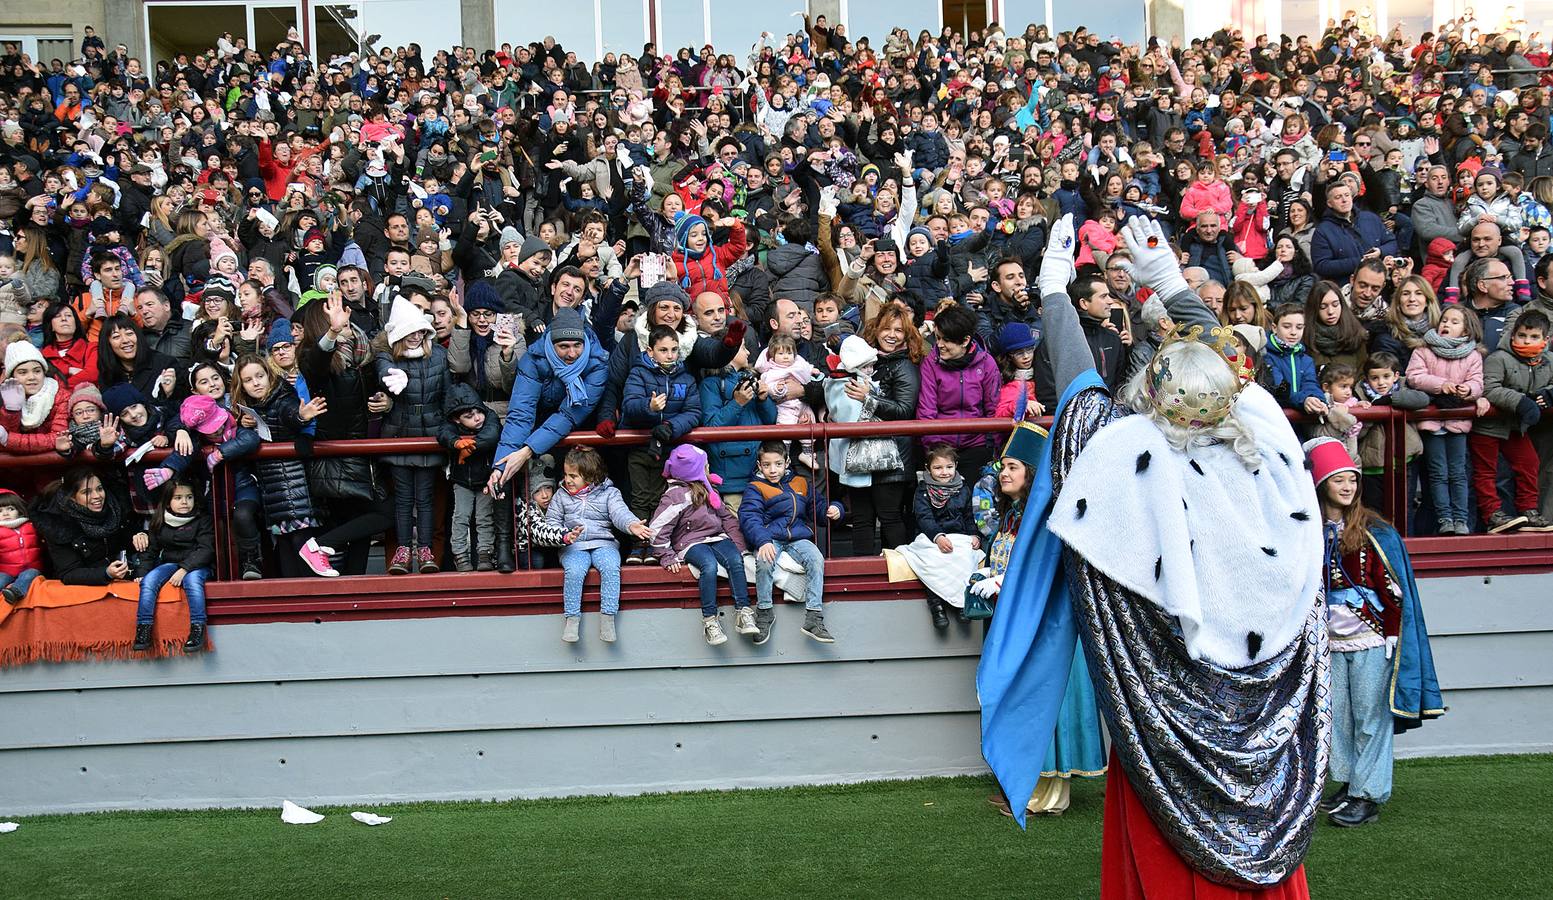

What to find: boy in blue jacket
left=620, top=324, right=702, bottom=562
left=1265, top=303, right=1328, bottom=415
left=740, top=441, right=844, bottom=644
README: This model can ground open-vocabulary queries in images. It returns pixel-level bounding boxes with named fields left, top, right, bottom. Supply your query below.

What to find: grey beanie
left=499, top=226, right=523, bottom=249
left=519, top=235, right=552, bottom=263
left=642, top=281, right=690, bottom=310
left=548, top=307, right=587, bottom=344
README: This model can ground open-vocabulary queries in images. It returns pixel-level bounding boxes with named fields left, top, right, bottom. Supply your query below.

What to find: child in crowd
left=100, top=383, right=172, bottom=512
left=620, top=324, right=702, bottom=562
left=1406, top=306, right=1484, bottom=535
left=230, top=353, right=329, bottom=576
left=55, top=383, right=115, bottom=461
left=649, top=445, right=753, bottom=646
left=1265, top=303, right=1325, bottom=414
left=132, top=480, right=215, bottom=653
left=740, top=441, right=844, bottom=644
left=173, top=387, right=269, bottom=576
left=514, top=455, right=571, bottom=570
left=376, top=297, right=451, bottom=574
left=756, top=333, right=820, bottom=468
left=545, top=446, right=652, bottom=643
left=0, top=488, right=44, bottom=605
left=1314, top=363, right=1364, bottom=459
left=910, top=444, right=981, bottom=628
left=1353, top=353, right=1429, bottom=511
left=1525, top=225, right=1550, bottom=275
left=1307, top=437, right=1440, bottom=828
left=1474, top=310, right=1553, bottom=533
left=993, top=323, right=1044, bottom=419
left=0, top=254, right=31, bottom=326
left=439, top=383, right=502, bottom=571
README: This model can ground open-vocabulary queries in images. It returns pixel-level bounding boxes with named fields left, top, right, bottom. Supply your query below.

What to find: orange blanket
left=0, top=579, right=213, bottom=669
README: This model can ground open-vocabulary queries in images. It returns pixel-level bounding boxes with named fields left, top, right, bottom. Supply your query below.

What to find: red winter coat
left=0, top=378, right=69, bottom=457
left=0, top=491, right=44, bottom=576
left=673, top=222, right=747, bottom=298
left=41, top=338, right=99, bottom=391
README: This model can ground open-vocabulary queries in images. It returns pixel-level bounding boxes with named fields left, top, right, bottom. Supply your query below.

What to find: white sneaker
left=734, top=606, right=758, bottom=635
left=703, top=615, right=728, bottom=646
left=562, top=616, right=580, bottom=643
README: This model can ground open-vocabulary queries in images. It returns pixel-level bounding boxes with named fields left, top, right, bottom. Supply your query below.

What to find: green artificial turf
left=5, top=754, right=1549, bottom=899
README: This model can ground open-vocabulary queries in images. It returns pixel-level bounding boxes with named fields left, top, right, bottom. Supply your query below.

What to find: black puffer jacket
left=437, top=383, right=501, bottom=490
left=375, top=343, right=450, bottom=467
left=860, top=347, right=922, bottom=485
left=31, top=485, right=136, bottom=585
left=765, top=243, right=828, bottom=313
left=249, top=381, right=316, bottom=527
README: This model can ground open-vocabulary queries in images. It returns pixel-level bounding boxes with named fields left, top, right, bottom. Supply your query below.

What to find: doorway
left=942, top=0, right=988, bottom=36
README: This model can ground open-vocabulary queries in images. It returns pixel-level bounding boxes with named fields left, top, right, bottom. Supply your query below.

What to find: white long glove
left=818, top=185, right=839, bottom=219
left=969, top=571, right=1002, bottom=598
left=1120, top=216, right=1189, bottom=301
left=1037, top=214, right=1077, bottom=298
left=1385, top=636, right=1399, bottom=660
left=381, top=367, right=409, bottom=396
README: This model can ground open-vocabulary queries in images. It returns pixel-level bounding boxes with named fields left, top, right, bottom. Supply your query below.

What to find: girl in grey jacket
left=544, top=446, right=652, bottom=643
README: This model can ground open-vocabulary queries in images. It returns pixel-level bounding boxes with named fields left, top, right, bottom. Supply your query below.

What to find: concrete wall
left=0, top=574, right=1547, bottom=814
left=0, top=1, right=108, bottom=58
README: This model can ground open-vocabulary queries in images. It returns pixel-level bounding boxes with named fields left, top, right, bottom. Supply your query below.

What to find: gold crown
left=1144, top=323, right=1253, bottom=430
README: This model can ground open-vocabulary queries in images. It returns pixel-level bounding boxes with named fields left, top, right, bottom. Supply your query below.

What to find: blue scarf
left=543, top=330, right=595, bottom=410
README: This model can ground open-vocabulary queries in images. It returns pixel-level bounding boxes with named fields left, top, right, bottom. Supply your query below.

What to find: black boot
left=132, top=623, right=155, bottom=651
left=1318, top=783, right=1350, bottom=814
left=956, top=604, right=971, bottom=623
left=184, top=623, right=207, bottom=652
left=927, top=598, right=949, bottom=629
left=494, top=509, right=515, bottom=573
left=1328, top=797, right=1380, bottom=827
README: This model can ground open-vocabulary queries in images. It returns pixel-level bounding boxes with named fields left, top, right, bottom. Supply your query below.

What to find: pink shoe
left=387, top=545, right=412, bottom=575
left=417, top=545, right=439, bottom=574
left=298, top=538, right=339, bottom=577
left=142, top=468, right=174, bottom=492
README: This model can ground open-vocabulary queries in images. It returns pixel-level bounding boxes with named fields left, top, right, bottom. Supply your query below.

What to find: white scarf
left=163, top=510, right=195, bottom=528
left=21, top=378, right=59, bottom=430
left=1048, top=385, right=1323, bottom=668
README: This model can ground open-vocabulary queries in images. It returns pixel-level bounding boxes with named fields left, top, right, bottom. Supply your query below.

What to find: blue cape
left=975, top=369, right=1102, bottom=828
left=1367, top=524, right=1446, bottom=733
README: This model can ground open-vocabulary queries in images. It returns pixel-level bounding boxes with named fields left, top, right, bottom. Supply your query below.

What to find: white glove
left=381, top=367, right=409, bottom=396
left=1120, top=216, right=1189, bottom=301
left=0, top=379, right=23, bottom=412
left=1037, top=214, right=1077, bottom=298
left=1385, top=636, right=1399, bottom=660
left=0, top=424, right=8, bottom=446
left=818, top=185, right=839, bottom=218
left=969, top=572, right=1002, bottom=599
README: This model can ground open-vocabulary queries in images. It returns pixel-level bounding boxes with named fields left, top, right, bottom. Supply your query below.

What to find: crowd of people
left=0, top=9, right=1549, bottom=656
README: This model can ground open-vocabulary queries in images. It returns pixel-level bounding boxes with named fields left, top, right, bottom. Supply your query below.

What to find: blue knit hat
left=102, top=382, right=149, bottom=416
left=267, top=318, right=294, bottom=349
left=672, top=212, right=720, bottom=288
left=464, top=280, right=503, bottom=314
left=998, top=322, right=1036, bottom=353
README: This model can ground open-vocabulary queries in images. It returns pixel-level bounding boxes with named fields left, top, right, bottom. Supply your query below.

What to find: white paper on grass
left=0, top=822, right=19, bottom=833
left=280, top=800, right=325, bottom=824
left=350, top=811, right=393, bottom=826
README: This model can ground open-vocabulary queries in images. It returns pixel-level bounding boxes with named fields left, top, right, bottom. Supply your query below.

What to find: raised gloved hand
left=1120, top=216, right=1189, bottom=301
left=818, top=185, right=840, bottom=219
left=0, top=379, right=23, bottom=412
left=723, top=318, right=747, bottom=350
left=1036, top=214, right=1077, bottom=299
left=381, top=367, right=409, bottom=396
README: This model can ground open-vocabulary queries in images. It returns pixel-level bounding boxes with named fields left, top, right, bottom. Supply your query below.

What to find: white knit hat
left=837, top=335, right=879, bottom=374
left=384, top=296, right=435, bottom=346
left=4, top=338, right=47, bottom=378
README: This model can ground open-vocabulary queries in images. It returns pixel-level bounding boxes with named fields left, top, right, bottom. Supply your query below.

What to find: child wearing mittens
left=376, top=296, right=452, bottom=573
left=649, top=445, right=753, bottom=646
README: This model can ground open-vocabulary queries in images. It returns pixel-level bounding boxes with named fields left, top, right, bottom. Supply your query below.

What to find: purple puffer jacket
left=915, top=341, right=1003, bottom=449
left=647, top=481, right=748, bottom=568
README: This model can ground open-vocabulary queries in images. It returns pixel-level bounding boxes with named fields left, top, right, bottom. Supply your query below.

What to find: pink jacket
left=995, top=379, right=1036, bottom=418
left=1405, top=347, right=1483, bottom=433
left=1179, top=180, right=1233, bottom=222
left=1076, top=220, right=1119, bottom=267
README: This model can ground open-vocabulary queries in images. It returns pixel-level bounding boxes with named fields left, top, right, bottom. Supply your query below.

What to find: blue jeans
left=137, top=563, right=210, bottom=625
left=0, top=568, right=41, bottom=599
left=683, top=539, right=750, bottom=616
left=1330, top=646, right=1394, bottom=803
left=753, top=538, right=825, bottom=611
left=560, top=544, right=622, bottom=617
left=1421, top=430, right=1469, bottom=526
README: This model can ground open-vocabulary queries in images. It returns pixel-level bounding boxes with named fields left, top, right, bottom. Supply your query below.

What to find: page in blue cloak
left=976, top=369, right=1104, bottom=829
left=1367, top=524, right=1446, bottom=733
